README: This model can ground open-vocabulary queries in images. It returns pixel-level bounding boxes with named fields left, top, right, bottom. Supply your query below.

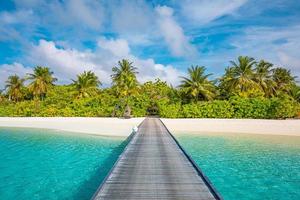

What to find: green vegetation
left=27, top=66, right=57, bottom=100
left=72, top=71, right=101, bottom=98
left=5, top=75, right=25, bottom=102
left=179, top=66, right=216, bottom=101
left=111, top=59, right=139, bottom=117
left=0, top=57, right=299, bottom=118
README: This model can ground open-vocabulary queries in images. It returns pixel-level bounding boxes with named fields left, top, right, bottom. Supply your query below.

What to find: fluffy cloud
left=23, top=38, right=184, bottom=86
left=27, top=40, right=110, bottom=83
left=14, top=0, right=104, bottom=30
left=1, top=1, right=196, bottom=59
left=156, top=6, right=196, bottom=57
left=98, top=38, right=130, bottom=58
left=110, top=0, right=154, bottom=34
left=0, top=9, right=35, bottom=42
left=179, top=0, right=247, bottom=24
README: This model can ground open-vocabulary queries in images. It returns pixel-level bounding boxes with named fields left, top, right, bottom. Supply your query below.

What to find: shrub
left=157, top=99, right=182, bottom=118
left=230, top=97, right=271, bottom=119
left=269, top=97, right=299, bottom=119
left=182, top=101, right=233, bottom=118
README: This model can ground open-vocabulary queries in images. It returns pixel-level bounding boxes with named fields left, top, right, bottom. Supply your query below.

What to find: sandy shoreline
left=161, top=118, right=300, bottom=136
left=0, top=117, right=299, bottom=137
left=0, top=117, right=144, bottom=137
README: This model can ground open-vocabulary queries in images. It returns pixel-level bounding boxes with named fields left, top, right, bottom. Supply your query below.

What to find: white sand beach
left=0, top=117, right=144, bottom=137
left=0, top=117, right=299, bottom=137
left=161, top=118, right=300, bottom=136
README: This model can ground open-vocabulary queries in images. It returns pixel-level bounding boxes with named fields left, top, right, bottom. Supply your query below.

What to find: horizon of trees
left=1, top=56, right=299, bottom=118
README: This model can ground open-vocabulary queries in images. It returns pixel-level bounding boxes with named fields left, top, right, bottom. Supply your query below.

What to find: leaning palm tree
left=272, top=67, right=296, bottom=94
left=179, top=66, right=216, bottom=101
left=27, top=66, right=57, bottom=100
left=5, top=75, right=25, bottom=102
left=111, top=59, right=138, bottom=117
left=228, top=56, right=258, bottom=94
left=72, top=71, right=101, bottom=98
left=254, top=60, right=276, bottom=97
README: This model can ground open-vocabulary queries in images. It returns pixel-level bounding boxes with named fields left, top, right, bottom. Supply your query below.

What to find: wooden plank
left=92, top=118, right=222, bottom=200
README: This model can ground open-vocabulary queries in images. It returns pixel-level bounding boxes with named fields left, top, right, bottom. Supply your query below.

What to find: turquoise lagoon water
left=0, top=127, right=127, bottom=200
left=175, top=133, right=300, bottom=200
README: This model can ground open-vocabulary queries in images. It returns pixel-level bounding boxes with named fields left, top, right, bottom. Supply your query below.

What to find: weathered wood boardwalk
left=92, top=118, right=222, bottom=200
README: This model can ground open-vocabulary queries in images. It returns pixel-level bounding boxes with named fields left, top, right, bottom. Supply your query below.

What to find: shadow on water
left=71, top=133, right=133, bottom=200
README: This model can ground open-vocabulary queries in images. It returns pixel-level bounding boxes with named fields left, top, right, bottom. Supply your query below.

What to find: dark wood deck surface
left=92, top=118, right=221, bottom=200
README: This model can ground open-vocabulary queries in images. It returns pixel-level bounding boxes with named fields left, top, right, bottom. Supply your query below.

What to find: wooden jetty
left=92, top=118, right=222, bottom=200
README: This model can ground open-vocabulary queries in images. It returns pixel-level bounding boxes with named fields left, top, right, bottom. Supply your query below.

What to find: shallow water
left=175, top=133, right=300, bottom=200
left=0, top=127, right=127, bottom=200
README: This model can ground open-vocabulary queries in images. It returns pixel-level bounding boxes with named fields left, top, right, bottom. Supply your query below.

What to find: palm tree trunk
left=123, top=95, right=131, bottom=118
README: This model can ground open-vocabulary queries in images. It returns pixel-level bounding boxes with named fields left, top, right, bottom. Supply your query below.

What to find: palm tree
left=179, top=66, right=216, bottom=101
left=111, top=59, right=138, bottom=117
left=290, top=84, right=300, bottom=102
left=227, top=56, right=258, bottom=94
left=72, top=71, right=101, bottom=98
left=254, top=60, right=276, bottom=97
left=27, top=66, right=57, bottom=100
left=218, top=66, right=235, bottom=98
left=5, top=75, right=25, bottom=102
left=272, top=67, right=296, bottom=94
left=111, top=59, right=138, bottom=96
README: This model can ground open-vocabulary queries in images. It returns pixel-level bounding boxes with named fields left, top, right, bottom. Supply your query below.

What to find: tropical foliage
left=254, top=60, right=275, bottom=97
left=219, top=56, right=259, bottom=97
left=111, top=59, right=138, bottom=97
left=179, top=66, right=216, bottom=101
left=27, top=66, right=57, bottom=100
left=72, top=71, right=101, bottom=98
left=111, top=59, right=138, bottom=117
left=0, top=57, right=299, bottom=118
left=5, top=75, right=25, bottom=102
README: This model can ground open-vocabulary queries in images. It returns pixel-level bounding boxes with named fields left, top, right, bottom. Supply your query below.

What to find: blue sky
left=0, top=0, right=300, bottom=86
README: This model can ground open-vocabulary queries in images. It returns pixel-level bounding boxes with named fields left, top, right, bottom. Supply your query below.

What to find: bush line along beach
left=1, top=57, right=300, bottom=118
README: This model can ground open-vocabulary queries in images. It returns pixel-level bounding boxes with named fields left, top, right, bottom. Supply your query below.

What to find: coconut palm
left=272, top=67, right=296, bottom=94
left=179, top=66, right=216, bottom=101
left=111, top=59, right=138, bottom=96
left=290, top=84, right=300, bottom=102
left=5, top=75, right=25, bottom=102
left=228, top=56, right=258, bottom=93
left=218, top=66, right=236, bottom=97
left=254, top=60, right=276, bottom=97
left=111, top=59, right=138, bottom=117
left=72, top=71, right=101, bottom=98
left=27, top=66, right=57, bottom=100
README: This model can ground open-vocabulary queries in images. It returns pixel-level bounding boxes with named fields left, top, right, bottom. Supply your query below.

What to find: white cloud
left=11, top=0, right=104, bottom=34
left=0, top=63, right=32, bottom=89
left=179, top=0, right=247, bottom=24
left=155, top=6, right=197, bottom=57
left=24, top=39, right=183, bottom=86
left=27, top=40, right=110, bottom=83
left=110, top=0, right=154, bottom=34
left=0, top=10, right=33, bottom=25
left=0, top=9, right=35, bottom=42
left=65, top=0, right=104, bottom=30
left=96, top=37, right=185, bottom=85
left=98, top=38, right=130, bottom=58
